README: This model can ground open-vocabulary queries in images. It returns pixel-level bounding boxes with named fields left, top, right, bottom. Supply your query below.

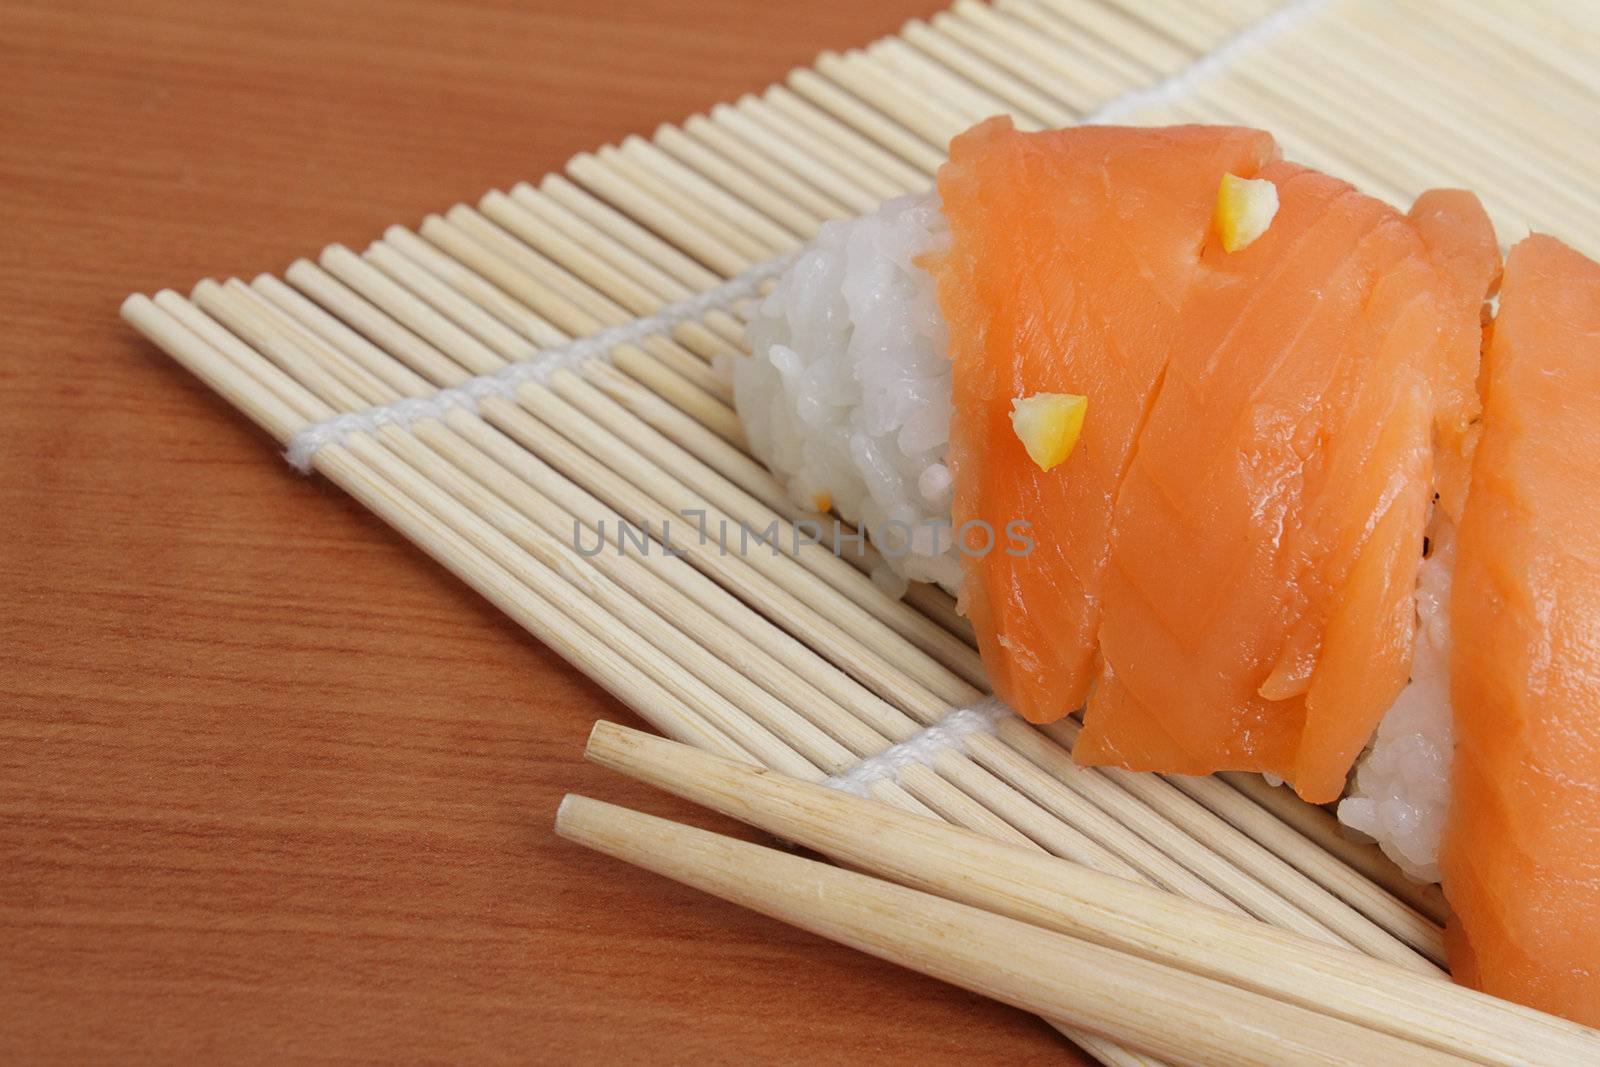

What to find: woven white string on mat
left=824, top=698, right=1012, bottom=798
left=283, top=252, right=797, bottom=471
left=282, top=0, right=1326, bottom=475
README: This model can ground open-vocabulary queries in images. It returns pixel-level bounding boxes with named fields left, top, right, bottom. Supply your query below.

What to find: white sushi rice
left=729, top=193, right=963, bottom=594
left=732, top=192, right=1457, bottom=884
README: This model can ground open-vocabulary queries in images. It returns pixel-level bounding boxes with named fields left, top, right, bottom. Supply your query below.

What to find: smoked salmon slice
left=936, top=122, right=1498, bottom=802
left=1073, top=163, right=1457, bottom=801
left=1439, top=234, right=1600, bottom=1028
left=929, top=117, right=1279, bottom=723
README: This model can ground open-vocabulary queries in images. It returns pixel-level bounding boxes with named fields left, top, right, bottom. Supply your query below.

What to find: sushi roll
left=731, top=117, right=1600, bottom=1027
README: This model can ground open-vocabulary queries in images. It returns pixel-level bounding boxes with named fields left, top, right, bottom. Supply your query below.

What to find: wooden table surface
left=1, top=1, right=1084, bottom=1061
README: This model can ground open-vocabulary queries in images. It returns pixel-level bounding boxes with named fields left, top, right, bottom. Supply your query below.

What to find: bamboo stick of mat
left=583, top=721, right=1600, bottom=1067
left=554, top=794, right=1469, bottom=1067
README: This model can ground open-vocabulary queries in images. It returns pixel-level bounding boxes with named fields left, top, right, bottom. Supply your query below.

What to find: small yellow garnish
left=1215, top=172, right=1279, bottom=252
left=1010, top=392, right=1088, bottom=471
left=811, top=491, right=832, bottom=513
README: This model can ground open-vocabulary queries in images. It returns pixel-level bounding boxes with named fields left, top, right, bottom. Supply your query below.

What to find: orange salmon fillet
left=929, top=117, right=1279, bottom=723
left=1074, top=163, right=1453, bottom=801
left=1439, top=234, right=1600, bottom=1028
left=933, top=121, right=1499, bottom=804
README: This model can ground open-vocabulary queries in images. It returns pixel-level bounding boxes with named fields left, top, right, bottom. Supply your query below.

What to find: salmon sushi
left=736, top=117, right=1491, bottom=801
left=731, top=117, right=1597, bottom=1025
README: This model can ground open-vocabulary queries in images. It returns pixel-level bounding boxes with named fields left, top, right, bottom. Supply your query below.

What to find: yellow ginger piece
left=1010, top=392, right=1088, bottom=471
left=1215, top=172, right=1279, bottom=252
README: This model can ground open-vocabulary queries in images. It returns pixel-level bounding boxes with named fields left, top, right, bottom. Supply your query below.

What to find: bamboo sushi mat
left=121, top=0, right=1595, bottom=1057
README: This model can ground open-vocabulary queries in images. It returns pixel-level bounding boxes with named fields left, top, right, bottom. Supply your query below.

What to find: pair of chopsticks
left=558, top=722, right=1600, bottom=1067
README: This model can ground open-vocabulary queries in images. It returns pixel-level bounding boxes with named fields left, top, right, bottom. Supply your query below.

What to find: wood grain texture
left=0, top=0, right=1082, bottom=1061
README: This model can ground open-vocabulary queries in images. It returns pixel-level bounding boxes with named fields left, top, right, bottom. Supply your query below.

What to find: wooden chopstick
left=554, top=793, right=1471, bottom=1067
